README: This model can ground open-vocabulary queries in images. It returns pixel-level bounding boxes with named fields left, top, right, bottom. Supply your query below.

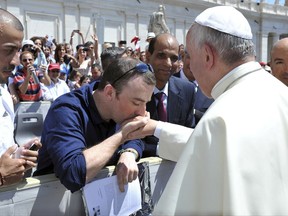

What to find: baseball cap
left=22, top=39, right=35, bottom=47
left=146, top=32, right=156, bottom=41
left=48, top=63, right=60, bottom=71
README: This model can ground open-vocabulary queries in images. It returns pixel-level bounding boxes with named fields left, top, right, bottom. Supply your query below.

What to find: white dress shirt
left=42, top=79, right=70, bottom=101
left=0, top=85, right=15, bottom=155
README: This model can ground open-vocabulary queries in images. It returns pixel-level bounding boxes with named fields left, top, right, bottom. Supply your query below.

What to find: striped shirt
left=14, top=68, right=43, bottom=101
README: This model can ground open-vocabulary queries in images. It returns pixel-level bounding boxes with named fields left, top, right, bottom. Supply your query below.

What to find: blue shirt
left=34, top=81, right=144, bottom=192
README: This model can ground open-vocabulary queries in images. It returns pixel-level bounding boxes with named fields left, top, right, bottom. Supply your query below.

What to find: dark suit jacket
left=193, top=86, right=214, bottom=127
left=173, top=71, right=181, bottom=78
left=143, top=76, right=196, bottom=157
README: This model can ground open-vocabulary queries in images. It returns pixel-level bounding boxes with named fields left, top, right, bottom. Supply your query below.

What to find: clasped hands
left=115, top=112, right=157, bottom=192
left=120, top=112, right=157, bottom=143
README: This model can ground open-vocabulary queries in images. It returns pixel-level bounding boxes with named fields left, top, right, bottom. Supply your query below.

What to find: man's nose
left=135, top=104, right=146, bottom=116
left=11, top=51, right=21, bottom=66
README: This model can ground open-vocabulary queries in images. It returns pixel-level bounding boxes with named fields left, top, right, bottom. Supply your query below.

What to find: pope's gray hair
left=188, top=23, right=255, bottom=65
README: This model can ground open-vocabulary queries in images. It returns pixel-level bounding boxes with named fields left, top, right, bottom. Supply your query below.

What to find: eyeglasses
left=22, top=58, right=33, bottom=62
left=111, top=63, right=153, bottom=86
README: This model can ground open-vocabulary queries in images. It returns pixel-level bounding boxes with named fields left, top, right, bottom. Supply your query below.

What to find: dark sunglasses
left=111, top=63, right=153, bottom=86
left=23, top=45, right=33, bottom=49
left=22, top=58, right=33, bottom=62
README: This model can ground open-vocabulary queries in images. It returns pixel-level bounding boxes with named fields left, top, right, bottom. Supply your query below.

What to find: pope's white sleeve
left=157, top=122, right=193, bottom=162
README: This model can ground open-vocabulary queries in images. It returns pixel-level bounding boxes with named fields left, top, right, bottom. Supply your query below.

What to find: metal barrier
left=0, top=157, right=175, bottom=216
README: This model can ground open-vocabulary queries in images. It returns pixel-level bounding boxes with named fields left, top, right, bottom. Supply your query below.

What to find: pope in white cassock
left=128, top=5, right=288, bottom=216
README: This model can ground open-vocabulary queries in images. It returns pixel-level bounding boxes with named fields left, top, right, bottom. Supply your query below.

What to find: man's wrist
left=118, top=149, right=138, bottom=160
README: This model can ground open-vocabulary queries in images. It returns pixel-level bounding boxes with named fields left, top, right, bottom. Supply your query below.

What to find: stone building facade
left=1, top=0, right=288, bottom=62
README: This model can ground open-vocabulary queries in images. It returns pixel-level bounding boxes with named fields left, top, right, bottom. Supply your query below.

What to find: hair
left=79, top=74, right=90, bottom=86
left=84, top=41, right=93, bottom=47
left=98, top=57, right=156, bottom=94
left=147, top=36, right=157, bottom=54
left=20, top=51, right=34, bottom=61
left=0, top=8, right=24, bottom=32
left=30, top=36, right=44, bottom=47
left=54, top=43, right=66, bottom=63
left=69, top=69, right=82, bottom=81
left=100, top=47, right=125, bottom=72
left=188, top=23, right=255, bottom=65
left=92, top=61, right=102, bottom=71
left=64, top=43, right=73, bottom=54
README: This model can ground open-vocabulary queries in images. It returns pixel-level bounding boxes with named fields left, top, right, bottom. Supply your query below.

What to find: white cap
left=22, top=39, right=34, bottom=47
left=146, top=32, right=156, bottom=40
left=195, top=6, right=252, bottom=40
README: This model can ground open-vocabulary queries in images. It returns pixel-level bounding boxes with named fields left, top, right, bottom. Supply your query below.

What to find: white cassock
left=154, top=61, right=288, bottom=215
left=0, top=85, right=15, bottom=155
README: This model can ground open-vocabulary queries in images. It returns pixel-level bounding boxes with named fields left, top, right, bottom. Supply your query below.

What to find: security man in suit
left=174, top=50, right=214, bottom=127
left=143, top=33, right=196, bottom=157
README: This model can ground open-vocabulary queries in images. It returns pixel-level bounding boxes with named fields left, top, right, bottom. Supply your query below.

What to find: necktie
left=155, top=92, right=167, bottom=122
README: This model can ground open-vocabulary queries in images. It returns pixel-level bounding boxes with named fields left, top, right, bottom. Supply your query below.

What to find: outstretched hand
left=126, top=119, right=158, bottom=140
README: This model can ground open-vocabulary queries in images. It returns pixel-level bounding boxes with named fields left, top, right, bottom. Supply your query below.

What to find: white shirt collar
left=211, top=61, right=262, bottom=99
left=154, top=82, right=169, bottom=96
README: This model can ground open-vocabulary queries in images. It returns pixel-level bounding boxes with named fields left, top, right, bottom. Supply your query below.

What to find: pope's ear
left=203, top=43, right=215, bottom=68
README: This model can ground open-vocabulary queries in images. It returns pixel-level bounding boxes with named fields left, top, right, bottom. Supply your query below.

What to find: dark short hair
left=98, top=57, right=156, bottom=94
left=148, top=36, right=157, bottom=54
left=119, top=40, right=127, bottom=45
left=84, top=41, right=94, bottom=47
left=100, top=47, right=126, bottom=72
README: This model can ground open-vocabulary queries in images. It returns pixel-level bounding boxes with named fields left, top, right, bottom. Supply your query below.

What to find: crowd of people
left=1, top=5, right=288, bottom=215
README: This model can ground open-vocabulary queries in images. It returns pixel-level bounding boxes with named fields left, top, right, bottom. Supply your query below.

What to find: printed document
left=82, top=175, right=142, bottom=216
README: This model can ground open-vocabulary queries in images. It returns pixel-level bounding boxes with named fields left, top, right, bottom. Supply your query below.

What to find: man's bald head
left=0, top=9, right=24, bottom=83
left=0, top=8, right=24, bottom=32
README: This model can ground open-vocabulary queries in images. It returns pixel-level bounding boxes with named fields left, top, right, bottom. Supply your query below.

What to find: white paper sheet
left=82, top=175, right=142, bottom=216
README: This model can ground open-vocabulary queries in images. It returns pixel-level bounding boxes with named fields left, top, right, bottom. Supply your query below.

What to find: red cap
left=48, top=63, right=60, bottom=71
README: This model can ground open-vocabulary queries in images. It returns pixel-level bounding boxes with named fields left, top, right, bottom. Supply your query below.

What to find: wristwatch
left=118, top=149, right=138, bottom=160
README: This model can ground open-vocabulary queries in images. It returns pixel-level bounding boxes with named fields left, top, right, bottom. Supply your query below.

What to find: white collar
left=211, top=61, right=262, bottom=99
left=154, top=82, right=169, bottom=96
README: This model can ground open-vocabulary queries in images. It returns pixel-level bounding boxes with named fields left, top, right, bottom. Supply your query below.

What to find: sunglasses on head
left=111, top=62, right=153, bottom=86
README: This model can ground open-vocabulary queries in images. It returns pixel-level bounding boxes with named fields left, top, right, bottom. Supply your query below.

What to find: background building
left=1, top=0, right=288, bottom=62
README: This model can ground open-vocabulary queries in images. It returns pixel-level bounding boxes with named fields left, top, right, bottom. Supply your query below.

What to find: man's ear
left=103, top=84, right=115, bottom=100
